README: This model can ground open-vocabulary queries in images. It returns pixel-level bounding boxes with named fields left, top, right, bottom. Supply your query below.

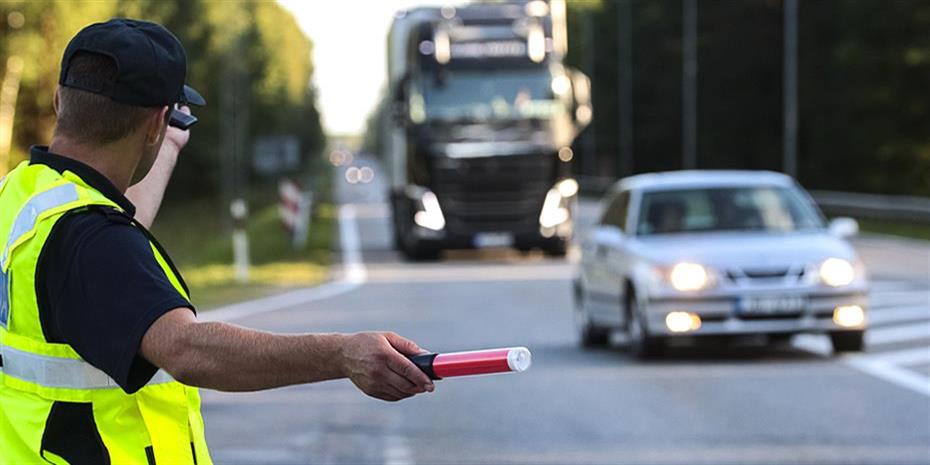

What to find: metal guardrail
left=576, top=176, right=930, bottom=223
left=810, top=190, right=930, bottom=223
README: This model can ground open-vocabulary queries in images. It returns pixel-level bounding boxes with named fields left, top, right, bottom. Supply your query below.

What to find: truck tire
left=830, top=331, right=865, bottom=353
left=543, top=239, right=568, bottom=257
left=402, top=243, right=441, bottom=261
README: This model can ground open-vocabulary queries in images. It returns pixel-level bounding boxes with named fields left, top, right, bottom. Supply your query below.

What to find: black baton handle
left=407, top=353, right=441, bottom=380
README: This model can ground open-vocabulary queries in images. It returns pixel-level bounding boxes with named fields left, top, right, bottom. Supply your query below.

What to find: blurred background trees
left=565, top=0, right=930, bottom=196
left=0, top=0, right=325, bottom=201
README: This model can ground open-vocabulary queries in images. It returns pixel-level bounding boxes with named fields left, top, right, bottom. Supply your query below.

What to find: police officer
left=0, top=19, right=434, bottom=464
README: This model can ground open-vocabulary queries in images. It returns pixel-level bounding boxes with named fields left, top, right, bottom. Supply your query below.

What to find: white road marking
left=868, top=305, right=930, bottom=325
left=383, top=435, right=414, bottom=465
left=869, top=280, right=921, bottom=292
left=869, top=289, right=930, bottom=308
left=864, top=346, right=930, bottom=366
left=793, top=319, right=930, bottom=397
left=845, top=355, right=930, bottom=397
left=202, top=204, right=367, bottom=322
left=866, top=321, right=930, bottom=346
left=365, top=263, right=572, bottom=284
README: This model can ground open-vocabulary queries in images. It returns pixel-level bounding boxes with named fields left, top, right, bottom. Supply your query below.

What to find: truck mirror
left=391, top=102, right=408, bottom=125
left=391, top=77, right=409, bottom=124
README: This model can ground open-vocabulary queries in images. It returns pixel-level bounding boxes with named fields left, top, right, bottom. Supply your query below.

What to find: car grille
left=431, top=154, right=555, bottom=235
left=726, top=266, right=805, bottom=284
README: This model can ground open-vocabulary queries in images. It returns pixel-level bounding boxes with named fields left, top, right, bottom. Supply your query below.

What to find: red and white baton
left=408, top=347, right=532, bottom=380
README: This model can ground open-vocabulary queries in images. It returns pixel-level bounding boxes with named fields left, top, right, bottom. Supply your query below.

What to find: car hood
left=630, top=231, right=858, bottom=269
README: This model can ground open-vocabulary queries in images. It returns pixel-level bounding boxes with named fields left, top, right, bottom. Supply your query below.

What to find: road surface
left=201, top=162, right=930, bottom=465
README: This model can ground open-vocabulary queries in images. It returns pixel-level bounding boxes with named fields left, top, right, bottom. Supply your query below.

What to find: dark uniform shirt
left=30, top=146, right=194, bottom=394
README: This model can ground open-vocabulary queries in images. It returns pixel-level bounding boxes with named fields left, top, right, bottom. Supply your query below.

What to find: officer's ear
left=53, top=87, right=61, bottom=115
left=144, top=106, right=170, bottom=146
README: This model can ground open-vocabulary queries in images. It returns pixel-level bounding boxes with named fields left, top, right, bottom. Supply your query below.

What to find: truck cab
left=384, top=1, right=591, bottom=260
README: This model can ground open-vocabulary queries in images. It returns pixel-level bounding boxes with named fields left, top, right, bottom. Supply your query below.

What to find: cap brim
left=181, top=85, right=206, bottom=106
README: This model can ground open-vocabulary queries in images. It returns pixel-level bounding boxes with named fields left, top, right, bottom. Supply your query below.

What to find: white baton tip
left=506, top=347, right=532, bottom=372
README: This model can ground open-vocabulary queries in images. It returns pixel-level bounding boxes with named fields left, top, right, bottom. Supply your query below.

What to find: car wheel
left=574, top=284, right=609, bottom=348
left=627, top=295, right=665, bottom=359
left=830, top=331, right=864, bottom=353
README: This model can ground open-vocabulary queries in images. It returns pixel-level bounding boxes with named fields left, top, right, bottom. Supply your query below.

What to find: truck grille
left=430, top=154, right=555, bottom=234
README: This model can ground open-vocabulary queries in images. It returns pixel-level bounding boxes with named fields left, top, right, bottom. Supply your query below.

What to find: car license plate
left=474, top=232, right=514, bottom=248
left=738, top=295, right=806, bottom=316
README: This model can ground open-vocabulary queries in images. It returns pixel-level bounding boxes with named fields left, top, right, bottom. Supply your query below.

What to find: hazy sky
left=279, top=0, right=432, bottom=136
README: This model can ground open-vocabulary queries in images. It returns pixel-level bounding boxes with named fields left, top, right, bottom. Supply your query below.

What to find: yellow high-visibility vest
left=0, top=160, right=212, bottom=464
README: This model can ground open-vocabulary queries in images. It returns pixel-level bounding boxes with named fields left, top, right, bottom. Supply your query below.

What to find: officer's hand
left=161, top=105, right=191, bottom=154
left=339, top=332, right=435, bottom=402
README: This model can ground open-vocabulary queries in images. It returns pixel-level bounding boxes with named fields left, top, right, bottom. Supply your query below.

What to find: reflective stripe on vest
left=0, top=183, right=80, bottom=270
left=0, top=267, right=8, bottom=329
left=0, top=344, right=174, bottom=390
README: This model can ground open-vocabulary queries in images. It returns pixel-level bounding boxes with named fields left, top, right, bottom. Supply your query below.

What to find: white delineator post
left=230, top=198, right=250, bottom=284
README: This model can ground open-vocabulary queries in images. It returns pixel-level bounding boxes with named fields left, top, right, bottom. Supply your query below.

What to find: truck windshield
left=636, top=186, right=824, bottom=235
left=419, top=70, right=566, bottom=122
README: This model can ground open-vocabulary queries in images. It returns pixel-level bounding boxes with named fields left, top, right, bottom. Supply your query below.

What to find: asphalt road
left=201, top=163, right=930, bottom=465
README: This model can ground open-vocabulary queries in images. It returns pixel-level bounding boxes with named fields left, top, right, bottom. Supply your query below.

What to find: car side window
left=600, top=191, right=630, bottom=231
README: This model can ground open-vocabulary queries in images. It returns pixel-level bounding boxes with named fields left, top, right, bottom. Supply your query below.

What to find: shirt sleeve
left=41, top=212, right=194, bottom=394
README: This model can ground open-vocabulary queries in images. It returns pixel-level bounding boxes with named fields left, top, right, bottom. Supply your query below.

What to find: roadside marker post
left=279, top=178, right=313, bottom=250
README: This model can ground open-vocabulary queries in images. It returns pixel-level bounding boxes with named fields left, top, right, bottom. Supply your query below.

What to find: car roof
left=611, top=170, right=797, bottom=193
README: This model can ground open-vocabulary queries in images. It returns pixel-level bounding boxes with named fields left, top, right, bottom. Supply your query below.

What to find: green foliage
left=0, top=0, right=325, bottom=199
left=565, top=0, right=930, bottom=196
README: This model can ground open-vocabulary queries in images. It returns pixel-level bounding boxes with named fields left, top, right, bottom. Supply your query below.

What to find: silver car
left=574, top=170, right=868, bottom=357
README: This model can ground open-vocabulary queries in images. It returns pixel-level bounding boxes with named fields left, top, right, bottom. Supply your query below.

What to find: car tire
left=627, top=295, right=665, bottom=359
left=830, top=331, right=865, bottom=353
left=574, top=284, right=609, bottom=348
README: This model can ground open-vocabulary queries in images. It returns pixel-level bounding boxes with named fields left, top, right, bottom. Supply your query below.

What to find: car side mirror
left=594, top=224, right=625, bottom=248
left=828, top=217, right=859, bottom=238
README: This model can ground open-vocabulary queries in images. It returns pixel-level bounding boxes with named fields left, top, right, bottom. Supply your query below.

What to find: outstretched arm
left=140, top=308, right=436, bottom=401
left=126, top=106, right=191, bottom=228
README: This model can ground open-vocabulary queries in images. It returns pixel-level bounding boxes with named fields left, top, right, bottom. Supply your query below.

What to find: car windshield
left=636, top=186, right=824, bottom=235
left=417, top=70, right=566, bottom=122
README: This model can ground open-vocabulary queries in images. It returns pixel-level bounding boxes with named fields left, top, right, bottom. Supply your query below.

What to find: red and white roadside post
left=278, top=178, right=313, bottom=249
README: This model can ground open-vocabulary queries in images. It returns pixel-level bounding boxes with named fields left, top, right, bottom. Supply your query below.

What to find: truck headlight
left=819, top=258, right=855, bottom=287
left=413, top=190, right=445, bottom=231
left=669, top=263, right=709, bottom=291
left=539, top=179, right=577, bottom=229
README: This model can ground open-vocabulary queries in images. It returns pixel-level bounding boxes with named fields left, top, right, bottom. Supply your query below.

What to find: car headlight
left=819, top=258, right=855, bottom=287
left=669, top=262, right=709, bottom=291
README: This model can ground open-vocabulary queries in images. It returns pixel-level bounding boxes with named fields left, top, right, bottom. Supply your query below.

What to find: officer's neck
left=48, top=135, right=141, bottom=193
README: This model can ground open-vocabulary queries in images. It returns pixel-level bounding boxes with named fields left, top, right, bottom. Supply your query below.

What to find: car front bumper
left=643, top=288, right=869, bottom=336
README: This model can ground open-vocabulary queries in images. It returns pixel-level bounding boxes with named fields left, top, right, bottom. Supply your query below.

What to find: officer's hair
left=54, top=52, right=161, bottom=145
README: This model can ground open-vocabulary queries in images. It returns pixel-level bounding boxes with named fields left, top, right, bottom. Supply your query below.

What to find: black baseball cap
left=59, top=18, right=204, bottom=108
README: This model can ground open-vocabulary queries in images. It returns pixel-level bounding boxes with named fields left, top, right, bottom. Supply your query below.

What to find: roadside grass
left=152, top=186, right=335, bottom=310
left=854, top=218, right=930, bottom=242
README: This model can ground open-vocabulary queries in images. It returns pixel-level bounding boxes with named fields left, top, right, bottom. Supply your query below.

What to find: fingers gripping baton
left=408, top=347, right=532, bottom=380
